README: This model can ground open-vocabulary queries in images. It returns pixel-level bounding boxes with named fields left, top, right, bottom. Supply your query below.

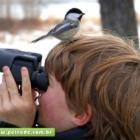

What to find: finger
left=0, top=75, right=10, bottom=103
left=21, top=67, right=32, bottom=100
left=2, top=66, right=18, bottom=99
left=2, top=75, right=10, bottom=98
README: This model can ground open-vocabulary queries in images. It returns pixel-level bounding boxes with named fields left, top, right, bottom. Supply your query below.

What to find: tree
left=5, top=0, right=11, bottom=19
left=99, top=0, right=139, bottom=48
left=21, top=0, right=41, bottom=19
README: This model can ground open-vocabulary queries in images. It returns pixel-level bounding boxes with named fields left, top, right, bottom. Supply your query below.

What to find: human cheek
left=38, top=88, right=57, bottom=125
left=39, top=88, right=53, bottom=112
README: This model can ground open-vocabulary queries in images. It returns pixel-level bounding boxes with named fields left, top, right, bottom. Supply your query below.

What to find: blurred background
left=0, top=0, right=140, bottom=64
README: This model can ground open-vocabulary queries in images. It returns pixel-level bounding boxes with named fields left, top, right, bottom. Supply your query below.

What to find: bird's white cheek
left=66, top=13, right=81, bottom=20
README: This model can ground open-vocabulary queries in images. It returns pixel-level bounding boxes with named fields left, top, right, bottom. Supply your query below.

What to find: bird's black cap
left=65, top=8, right=85, bottom=19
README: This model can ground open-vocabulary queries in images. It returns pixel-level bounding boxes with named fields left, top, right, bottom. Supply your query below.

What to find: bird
left=31, top=8, right=85, bottom=43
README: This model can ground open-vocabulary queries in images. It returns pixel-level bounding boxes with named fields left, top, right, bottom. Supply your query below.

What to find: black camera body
left=0, top=48, right=48, bottom=91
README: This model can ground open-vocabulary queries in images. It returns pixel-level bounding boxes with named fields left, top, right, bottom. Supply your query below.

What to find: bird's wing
left=31, top=20, right=78, bottom=43
left=47, top=20, right=78, bottom=36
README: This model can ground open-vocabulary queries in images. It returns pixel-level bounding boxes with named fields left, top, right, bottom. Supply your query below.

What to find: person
left=0, top=34, right=140, bottom=140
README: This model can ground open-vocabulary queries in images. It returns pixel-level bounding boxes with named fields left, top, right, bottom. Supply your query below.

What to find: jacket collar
left=51, top=125, right=90, bottom=140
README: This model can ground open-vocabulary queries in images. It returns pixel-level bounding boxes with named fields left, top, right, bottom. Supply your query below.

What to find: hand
left=0, top=66, right=36, bottom=127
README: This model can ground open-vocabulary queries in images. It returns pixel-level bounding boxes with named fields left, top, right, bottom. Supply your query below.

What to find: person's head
left=38, top=34, right=140, bottom=140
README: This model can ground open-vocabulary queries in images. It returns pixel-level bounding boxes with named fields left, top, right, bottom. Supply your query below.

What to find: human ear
left=73, top=104, right=92, bottom=126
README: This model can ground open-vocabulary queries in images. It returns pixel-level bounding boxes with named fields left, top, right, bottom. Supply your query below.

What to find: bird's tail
left=31, top=34, right=48, bottom=43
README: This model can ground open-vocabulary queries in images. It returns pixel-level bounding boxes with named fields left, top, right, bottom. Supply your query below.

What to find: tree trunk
left=99, top=0, right=139, bottom=48
left=5, top=0, right=11, bottom=19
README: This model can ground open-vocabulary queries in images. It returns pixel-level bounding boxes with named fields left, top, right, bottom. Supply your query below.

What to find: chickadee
left=31, top=8, right=85, bottom=43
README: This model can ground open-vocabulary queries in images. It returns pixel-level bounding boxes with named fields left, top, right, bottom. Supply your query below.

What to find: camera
left=0, top=48, right=48, bottom=91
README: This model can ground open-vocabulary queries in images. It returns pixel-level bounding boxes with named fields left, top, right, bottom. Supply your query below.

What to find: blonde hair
left=45, top=34, right=140, bottom=140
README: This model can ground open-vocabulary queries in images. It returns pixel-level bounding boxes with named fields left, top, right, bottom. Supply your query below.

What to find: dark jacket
left=0, top=121, right=91, bottom=140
